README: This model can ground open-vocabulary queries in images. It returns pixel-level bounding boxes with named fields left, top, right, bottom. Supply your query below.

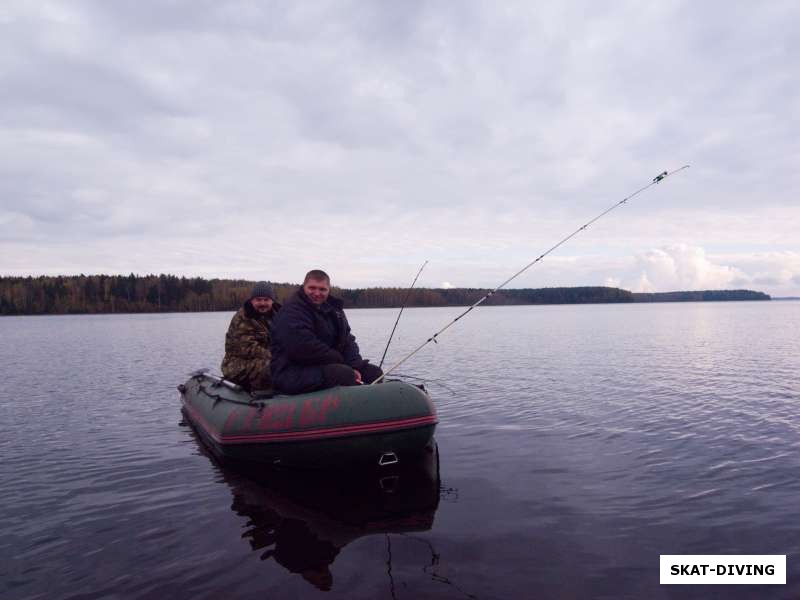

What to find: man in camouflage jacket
left=221, top=281, right=281, bottom=390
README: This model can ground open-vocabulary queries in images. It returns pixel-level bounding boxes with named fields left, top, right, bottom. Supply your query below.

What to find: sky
left=1, top=1, right=798, bottom=295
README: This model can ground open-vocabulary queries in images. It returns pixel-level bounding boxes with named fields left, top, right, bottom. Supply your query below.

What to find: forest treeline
left=0, top=274, right=769, bottom=316
left=632, top=290, right=770, bottom=302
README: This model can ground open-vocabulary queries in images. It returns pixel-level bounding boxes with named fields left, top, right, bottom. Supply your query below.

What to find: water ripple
left=2, top=303, right=800, bottom=599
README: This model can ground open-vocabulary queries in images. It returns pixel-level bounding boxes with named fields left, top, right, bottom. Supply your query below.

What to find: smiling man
left=221, top=281, right=280, bottom=390
left=270, top=269, right=383, bottom=395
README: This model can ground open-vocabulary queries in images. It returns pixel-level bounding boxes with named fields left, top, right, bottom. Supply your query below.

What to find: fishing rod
left=372, top=165, right=690, bottom=384
left=378, top=260, right=428, bottom=369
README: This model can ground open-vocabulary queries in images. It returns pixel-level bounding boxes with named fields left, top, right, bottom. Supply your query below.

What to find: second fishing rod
left=373, top=166, right=690, bottom=384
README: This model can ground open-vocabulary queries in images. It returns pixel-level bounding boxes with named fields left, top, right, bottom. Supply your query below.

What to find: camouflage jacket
left=221, top=301, right=281, bottom=390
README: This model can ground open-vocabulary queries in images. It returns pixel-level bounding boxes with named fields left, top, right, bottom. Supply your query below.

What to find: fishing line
left=378, top=260, right=428, bottom=369
left=389, top=372, right=458, bottom=395
left=372, top=166, right=690, bottom=384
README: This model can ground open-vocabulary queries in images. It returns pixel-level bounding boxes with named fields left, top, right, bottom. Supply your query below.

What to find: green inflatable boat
left=179, top=370, right=438, bottom=468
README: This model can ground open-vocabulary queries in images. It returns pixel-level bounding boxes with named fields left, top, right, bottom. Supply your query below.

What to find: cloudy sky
left=1, top=1, right=798, bottom=295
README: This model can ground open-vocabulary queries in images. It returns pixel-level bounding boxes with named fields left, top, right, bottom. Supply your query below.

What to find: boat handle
left=378, top=452, right=399, bottom=467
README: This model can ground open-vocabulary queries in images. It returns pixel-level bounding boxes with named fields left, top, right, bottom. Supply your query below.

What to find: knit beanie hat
left=250, top=281, right=275, bottom=300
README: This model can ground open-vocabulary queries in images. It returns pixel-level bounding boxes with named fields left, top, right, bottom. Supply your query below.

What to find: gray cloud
left=753, top=276, right=781, bottom=285
left=1, top=1, right=798, bottom=294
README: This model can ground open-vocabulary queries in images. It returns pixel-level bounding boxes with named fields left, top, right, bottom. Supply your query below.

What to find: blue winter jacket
left=270, top=288, right=364, bottom=394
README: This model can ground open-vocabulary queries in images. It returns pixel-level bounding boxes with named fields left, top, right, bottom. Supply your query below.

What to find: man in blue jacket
left=270, top=269, right=383, bottom=395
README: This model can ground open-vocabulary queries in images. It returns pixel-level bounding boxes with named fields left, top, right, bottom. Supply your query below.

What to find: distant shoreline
left=2, top=298, right=786, bottom=319
left=0, top=274, right=772, bottom=316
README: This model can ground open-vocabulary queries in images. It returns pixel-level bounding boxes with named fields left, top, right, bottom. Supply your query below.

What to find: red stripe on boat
left=182, top=399, right=437, bottom=445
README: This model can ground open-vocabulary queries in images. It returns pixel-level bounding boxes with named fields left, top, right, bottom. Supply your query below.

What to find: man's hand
left=353, top=369, right=363, bottom=384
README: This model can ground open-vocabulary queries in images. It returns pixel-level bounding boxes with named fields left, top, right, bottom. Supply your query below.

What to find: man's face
left=251, top=296, right=274, bottom=313
left=303, top=278, right=330, bottom=306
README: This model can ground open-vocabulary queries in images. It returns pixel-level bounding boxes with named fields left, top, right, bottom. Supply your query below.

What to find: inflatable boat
left=178, top=370, right=438, bottom=468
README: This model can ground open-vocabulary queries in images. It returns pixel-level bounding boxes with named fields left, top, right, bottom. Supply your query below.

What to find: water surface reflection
left=192, top=431, right=440, bottom=593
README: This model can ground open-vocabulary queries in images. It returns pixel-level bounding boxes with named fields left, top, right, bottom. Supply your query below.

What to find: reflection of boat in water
left=179, top=371, right=437, bottom=468
left=188, top=428, right=441, bottom=592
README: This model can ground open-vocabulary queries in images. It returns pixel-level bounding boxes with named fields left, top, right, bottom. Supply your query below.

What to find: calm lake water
left=2, top=301, right=799, bottom=599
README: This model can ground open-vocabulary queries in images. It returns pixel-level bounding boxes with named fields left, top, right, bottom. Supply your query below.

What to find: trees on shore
left=0, top=274, right=768, bottom=316
left=0, top=274, right=248, bottom=315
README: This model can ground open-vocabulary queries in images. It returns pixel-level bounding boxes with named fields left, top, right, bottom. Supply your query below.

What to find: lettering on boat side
left=298, top=394, right=341, bottom=428
left=222, top=408, right=241, bottom=432
left=220, top=395, right=343, bottom=434
left=257, top=403, right=295, bottom=431
left=245, top=406, right=260, bottom=430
